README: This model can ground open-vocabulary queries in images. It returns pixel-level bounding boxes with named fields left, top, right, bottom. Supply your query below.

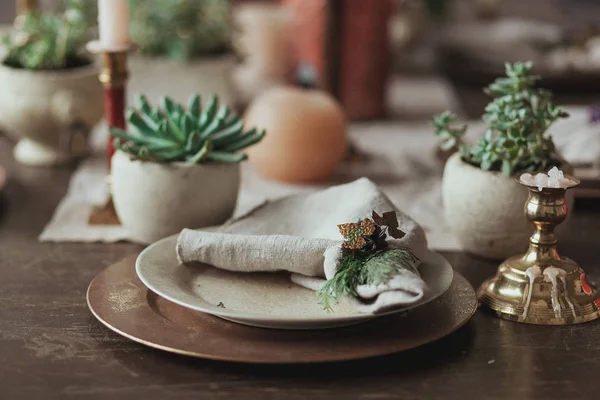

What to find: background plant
left=111, top=94, right=265, bottom=164
left=128, top=0, right=231, bottom=62
left=3, top=1, right=90, bottom=70
left=433, top=61, right=569, bottom=176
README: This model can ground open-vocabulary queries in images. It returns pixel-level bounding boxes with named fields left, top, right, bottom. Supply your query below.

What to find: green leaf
left=185, top=131, right=201, bottom=152
left=110, top=126, right=179, bottom=148
left=150, top=107, right=163, bottom=124
left=221, top=129, right=266, bottom=152
left=161, top=96, right=176, bottom=116
left=136, top=95, right=152, bottom=115
left=127, top=109, right=159, bottom=137
left=501, top=160, right=514, bottom=176
left=440, top=140, right=456, bottom=151
left=110, top=128, right=132, bottom=141
left=202, top=106, right=230, bottom=137
left=360, top=249, right=419, bottom=286
left=166, top=119, right=186, bottom=143
left=198, top=96, right=218, bottom=132
left=180, top=113, right=194, bottom=138
left=211, top=121, right=245, bottom=148
left=206, top=151, right=247, bottom=163
left=186, top=140, right=212, bottom=163
left=188, top=94, right=201, bottom=118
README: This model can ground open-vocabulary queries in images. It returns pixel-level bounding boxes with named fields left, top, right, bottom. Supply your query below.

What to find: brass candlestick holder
left=478, top=175, right=600, bottom=325
left=17, top=0, right=38, bottom=15
left=86, top=41, right=135, bottom=226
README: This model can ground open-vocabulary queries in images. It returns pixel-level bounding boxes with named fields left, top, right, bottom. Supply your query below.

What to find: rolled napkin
left=176, top=178, right=429, bottom=314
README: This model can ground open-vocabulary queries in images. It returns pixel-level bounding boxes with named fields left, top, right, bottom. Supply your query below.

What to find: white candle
left=97, top=0, right=129, bottom=48
left=520, top=167, right=573, bottom=190
left=232, top=4, right=293, bottom=103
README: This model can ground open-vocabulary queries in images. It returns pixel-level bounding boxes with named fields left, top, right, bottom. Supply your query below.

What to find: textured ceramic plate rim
left=136, top=232, right=454, bottom=327
left=0, top=165, right=6, bottom=192
left=87, top=256, right=477, bottom=363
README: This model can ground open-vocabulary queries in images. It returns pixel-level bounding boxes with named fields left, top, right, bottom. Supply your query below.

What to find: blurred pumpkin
left=244, top=84, right=347, bottom=183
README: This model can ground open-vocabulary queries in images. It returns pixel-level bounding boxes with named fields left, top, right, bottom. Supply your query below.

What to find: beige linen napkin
left=176, top=178, right=429, bottom=314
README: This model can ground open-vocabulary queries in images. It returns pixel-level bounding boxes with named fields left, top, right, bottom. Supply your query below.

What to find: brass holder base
left=479, top=261, right=600, bottom=325
left=88, top=174, right=120, bottom=226
left=478, top=175, right=600, bottom=325
left=88, top=197, right=120, bottom=226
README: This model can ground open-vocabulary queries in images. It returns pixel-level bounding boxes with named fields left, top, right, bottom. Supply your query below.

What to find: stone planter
left=111, top=150, right=240, bottom=244
left=442, top=152, right=574, bottom=260
left=0, top=62, right=104, bottom=166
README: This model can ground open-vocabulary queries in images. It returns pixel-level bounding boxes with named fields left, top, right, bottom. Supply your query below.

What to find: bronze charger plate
left=0, top=165, right=6, bottom=192
left=87, top=255, right=477, bottom=364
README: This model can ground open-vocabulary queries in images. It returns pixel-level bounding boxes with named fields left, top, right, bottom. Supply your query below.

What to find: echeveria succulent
left=110, top=94, right=266, bottom=164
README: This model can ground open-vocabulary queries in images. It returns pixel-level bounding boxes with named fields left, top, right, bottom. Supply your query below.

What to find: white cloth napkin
left=176, top=178, right=429, bottom=314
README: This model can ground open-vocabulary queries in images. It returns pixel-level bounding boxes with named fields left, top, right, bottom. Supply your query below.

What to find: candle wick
left=297, top=62, right=318, bottom=89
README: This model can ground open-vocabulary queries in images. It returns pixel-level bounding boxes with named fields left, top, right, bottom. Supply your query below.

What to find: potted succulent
left=109, top=94, right=266, bottom=244
left=433, top=61, right=573, bottom=259
left=0, top=4, right=104, bottom=166
left=128, top=0, right=231, bottom=63
left=126, top=0, right=236, bottom=114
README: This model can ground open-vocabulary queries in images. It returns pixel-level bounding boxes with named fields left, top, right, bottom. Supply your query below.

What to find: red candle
left=94, top=50, right=130, bottom=172
left=104, top=87, right=126, bottom=169
left=281, top=0, right=393, bottom=120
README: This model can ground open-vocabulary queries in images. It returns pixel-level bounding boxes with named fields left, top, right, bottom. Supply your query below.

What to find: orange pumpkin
left=244, top=85, right=347, bottom=183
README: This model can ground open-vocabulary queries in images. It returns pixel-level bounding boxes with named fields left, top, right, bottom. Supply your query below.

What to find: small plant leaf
left=198, top=95, right=218, bottom=132
left=188, top=95, right=201, bottom=118
left=161, top=96, right=176, bottom=115
left=221, top=129, right=266, bottom=152
left=372, top=211, right=405, bottom=239
left=211, top=121, right=245, bottom=147
left=207, top=151, right=247, bottom=163
left=186, top=140, right=212, bottom=163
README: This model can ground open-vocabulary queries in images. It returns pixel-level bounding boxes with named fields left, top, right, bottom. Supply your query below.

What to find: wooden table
left=1, top=135, right=600, bottom=400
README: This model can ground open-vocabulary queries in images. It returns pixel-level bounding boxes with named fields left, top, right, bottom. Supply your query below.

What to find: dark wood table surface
left=1, top=135, right=600, bottom=400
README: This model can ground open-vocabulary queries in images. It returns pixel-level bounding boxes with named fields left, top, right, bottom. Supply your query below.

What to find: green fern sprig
left=317, top=249, right=419, bottom=312
left=110, top=94, right=266, bottom=164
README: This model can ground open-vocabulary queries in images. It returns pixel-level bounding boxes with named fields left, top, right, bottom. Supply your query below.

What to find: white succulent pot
left=111, top=150, right=240, bottom=244
left=0, top=62, right=104, bottom=166
left=442, top=152, right=574, bottom=260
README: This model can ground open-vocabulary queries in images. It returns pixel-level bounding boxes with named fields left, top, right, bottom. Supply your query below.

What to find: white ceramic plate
left=136, top=233, right=454, bottom=329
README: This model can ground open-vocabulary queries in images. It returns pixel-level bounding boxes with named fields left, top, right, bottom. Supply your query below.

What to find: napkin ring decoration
left=317, top=211, right=420, bottom=311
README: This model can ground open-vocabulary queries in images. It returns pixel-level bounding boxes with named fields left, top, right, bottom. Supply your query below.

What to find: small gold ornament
left=338, top=218, right=376, bottom=250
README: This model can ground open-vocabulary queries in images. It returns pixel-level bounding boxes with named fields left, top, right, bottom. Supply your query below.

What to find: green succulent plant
left=128, top=0, right=231, bottom=62
left=2, top=4, right=90, bottom=70
left=110, top=95, right=266, bottom=164
left=433, top=61, right=569, bottom=176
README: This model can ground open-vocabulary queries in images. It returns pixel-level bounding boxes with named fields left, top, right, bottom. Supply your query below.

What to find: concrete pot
left=111, top=151, right=240, bottom=244
left=0, top=62, right=104, bottom=166
left=442, top=152, right=574, bottom=260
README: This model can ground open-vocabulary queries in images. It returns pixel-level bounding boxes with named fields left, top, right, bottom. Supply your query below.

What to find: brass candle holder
left=86, top=41, right=135, bottom=226
left=478, top=175, right=600, bottom=325
left=17, top=0, right=38, bottom=15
